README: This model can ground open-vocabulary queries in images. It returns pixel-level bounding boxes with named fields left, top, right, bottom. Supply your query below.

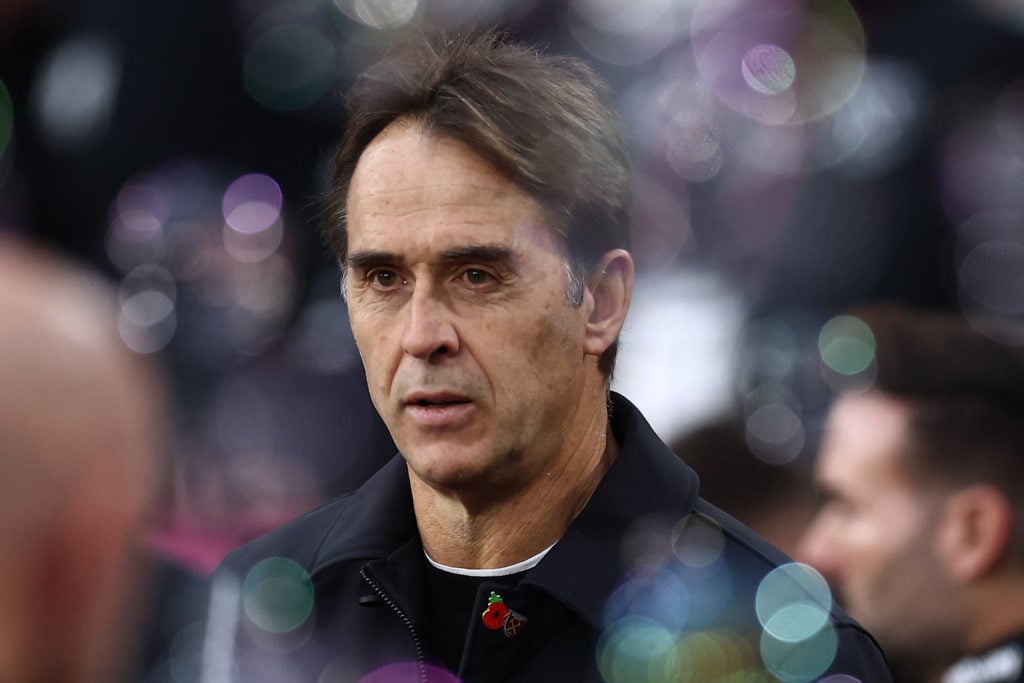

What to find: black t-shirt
left=420, top=557, right=527, bottom=674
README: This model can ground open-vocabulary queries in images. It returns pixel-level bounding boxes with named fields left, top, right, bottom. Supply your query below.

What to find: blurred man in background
left=799, top=305, right=1024, bottom=683
left=0, top=237, right=170, bottom=682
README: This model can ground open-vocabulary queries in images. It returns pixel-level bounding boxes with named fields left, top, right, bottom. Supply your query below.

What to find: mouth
left=405, top=393, right=472, bottom=408
left=403, top=393, right=474, bottom=428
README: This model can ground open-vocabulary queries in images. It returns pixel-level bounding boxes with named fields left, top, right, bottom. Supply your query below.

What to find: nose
left=401, top=284, right=460, bottom=361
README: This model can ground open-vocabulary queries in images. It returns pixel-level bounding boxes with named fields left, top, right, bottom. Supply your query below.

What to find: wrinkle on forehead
left=348, top=119, right=565, bottom=258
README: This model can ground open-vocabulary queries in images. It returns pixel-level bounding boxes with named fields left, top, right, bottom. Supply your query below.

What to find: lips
left=404, top=392, right=472, bottom=407
left=403, top=392, right=474, bottom=428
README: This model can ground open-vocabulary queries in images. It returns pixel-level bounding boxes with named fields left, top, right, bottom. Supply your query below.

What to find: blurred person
left=0, top=237, right=170, bottom=682
left=671, top=418, right=816, bottom=557
left=217, top=30, right=891, bottom=682
left=799, top=305, right=1024, bottom=683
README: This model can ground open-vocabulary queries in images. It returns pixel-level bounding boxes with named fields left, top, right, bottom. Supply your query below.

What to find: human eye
left=367, top=268, right=404, bottom=290
left=462, top=268, right=494, bottom=286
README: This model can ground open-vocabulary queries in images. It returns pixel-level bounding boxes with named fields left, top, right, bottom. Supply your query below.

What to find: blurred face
left=798, top=392, right=964, bottom=674
left=344, top=120, right=600, bottom=499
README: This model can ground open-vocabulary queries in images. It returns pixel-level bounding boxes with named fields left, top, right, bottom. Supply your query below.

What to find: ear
left=939, top=484, right=1013, bottom=582
left=583, top=249, right=634, bottom=359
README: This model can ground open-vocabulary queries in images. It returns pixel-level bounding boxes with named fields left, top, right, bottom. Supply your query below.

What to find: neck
left=962, top=573, right=1024, bottom=656
left=411, top=389, right=617, bottom=569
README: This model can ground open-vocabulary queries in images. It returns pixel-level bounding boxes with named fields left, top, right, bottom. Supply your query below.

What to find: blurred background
left=2, top=0, right=1023, bottom=583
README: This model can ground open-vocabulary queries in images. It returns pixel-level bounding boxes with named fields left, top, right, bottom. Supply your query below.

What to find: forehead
left=346, top=120, right=560, bottom=256
left=817, top=392, right=917, bottom=490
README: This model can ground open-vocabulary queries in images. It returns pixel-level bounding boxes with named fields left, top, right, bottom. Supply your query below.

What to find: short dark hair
left=323, top=30, right=632, bottom=375
left=853, top=305, right=1024, bottom=500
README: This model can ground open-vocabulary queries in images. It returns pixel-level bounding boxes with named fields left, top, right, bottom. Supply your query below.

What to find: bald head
left=0, top=238, right=166, bottom=682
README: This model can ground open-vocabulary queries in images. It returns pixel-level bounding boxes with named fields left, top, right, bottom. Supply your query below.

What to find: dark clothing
left=218, top=393, right=891, bottom=682
left=420, top=562, right=527, bottom=673
left=944, top=634, right=1024, bottom=683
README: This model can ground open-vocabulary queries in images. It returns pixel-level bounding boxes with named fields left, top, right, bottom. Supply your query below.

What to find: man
left=217, top=31, right=890, bottom=682
left=0, top=238, right=168, bottom=682
left=799, top=305, right=1024, bottom=683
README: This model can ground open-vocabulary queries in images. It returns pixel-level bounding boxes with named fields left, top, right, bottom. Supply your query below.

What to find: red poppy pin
left=481, top=591, right=527, bottom=638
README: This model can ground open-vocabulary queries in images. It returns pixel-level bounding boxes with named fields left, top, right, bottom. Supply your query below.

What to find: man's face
left=344, top=120, right=601, bottom=499
left=798, top=392, right=964, bottom=673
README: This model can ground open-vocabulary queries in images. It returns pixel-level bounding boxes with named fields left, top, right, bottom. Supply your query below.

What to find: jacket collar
left=523, top=393, right=701, bottom=627
left=309, top=393, right=701, bottom=628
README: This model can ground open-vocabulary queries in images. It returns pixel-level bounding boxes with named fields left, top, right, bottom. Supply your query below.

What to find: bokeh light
left=117, top=265, right=178, bottom=354
left=958, top=242, right=1024, bottom=317
left=358, top=662, right=461, bottom=683
left=621, top=515, right=676, bottom=569
left=760, top=624, right=838, bottom=682
left=164, top=620, right=207, bottom=683
left=223, top=173, right=283, bottom=234
left=745, top=403, right=803, bottom=465
left=671, top=514, right=726, bottom=569
left=221, top=173, right=285, bottom=263
left=738, top=124, right=807, bottom=175
left=940, top=110, right=1024, bottom=226
left=597, top=617, right=681, bottom=683
left=743, top=383, right=805, bottom=464
left=666, top=118, right=724, bottom=182
left=332, top=0, right=421, bottom=31
left=30, top=31, right=122, bottom=150
left=241, top=556, right=315, bottom=634
left=955, top=209, right=1024, bottom=345
left=680, top=630, right=760, bottom=679
left=691, top=0, right=865, bottom=125
left=568, top=0, right=682, bottom=67
left=604, top=566, right=693, bottom=634
left=818, top=315, right=875, bottom=376
left=756, top=563, right=839, bottom=680
left=104, top=160, right=301, bottom=365
left=813, top=58, right=929, bottom=177
left=742, top=317, right=800, bottom=382
left=755, top=563, right=832, bottom=642
left=106, top=178, right=173, bottom=271
left=740, top=45, right=795, bottom=95
left=222, top=217, right=284, bottom=263
left=244, top=22, right=337, bottom=112
left=718, top=671, right=779, bottom=683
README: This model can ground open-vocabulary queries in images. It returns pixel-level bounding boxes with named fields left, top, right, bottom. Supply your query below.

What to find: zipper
left=360, top=566, right=429, bottom=683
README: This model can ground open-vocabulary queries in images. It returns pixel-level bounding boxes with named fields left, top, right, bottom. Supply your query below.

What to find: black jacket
left=216, top=393, right=891, bottom=682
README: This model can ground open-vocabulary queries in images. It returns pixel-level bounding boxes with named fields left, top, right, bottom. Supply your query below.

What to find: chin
left=405, top=448, right=491, bottom=489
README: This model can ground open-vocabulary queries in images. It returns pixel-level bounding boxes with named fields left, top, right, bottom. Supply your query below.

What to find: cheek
left=531, top=299, right=586, bottom=353
left=516, top=312, right=585, bottom=381
left=851, top=509, right=930, bottom=573
left=350, top=312, right=400, bottom=385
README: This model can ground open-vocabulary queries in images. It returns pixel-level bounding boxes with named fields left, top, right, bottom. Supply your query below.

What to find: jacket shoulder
left=695, top=498, right=893, bottom=680
left=218, top=492, right=358, bottom=577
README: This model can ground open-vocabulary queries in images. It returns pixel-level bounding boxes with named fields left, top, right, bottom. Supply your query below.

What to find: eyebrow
left=346, top=245, right=518, bottom=271
left=346, top=250, right=397, bottom=272
left=440, top=245, right=516, bottom=266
